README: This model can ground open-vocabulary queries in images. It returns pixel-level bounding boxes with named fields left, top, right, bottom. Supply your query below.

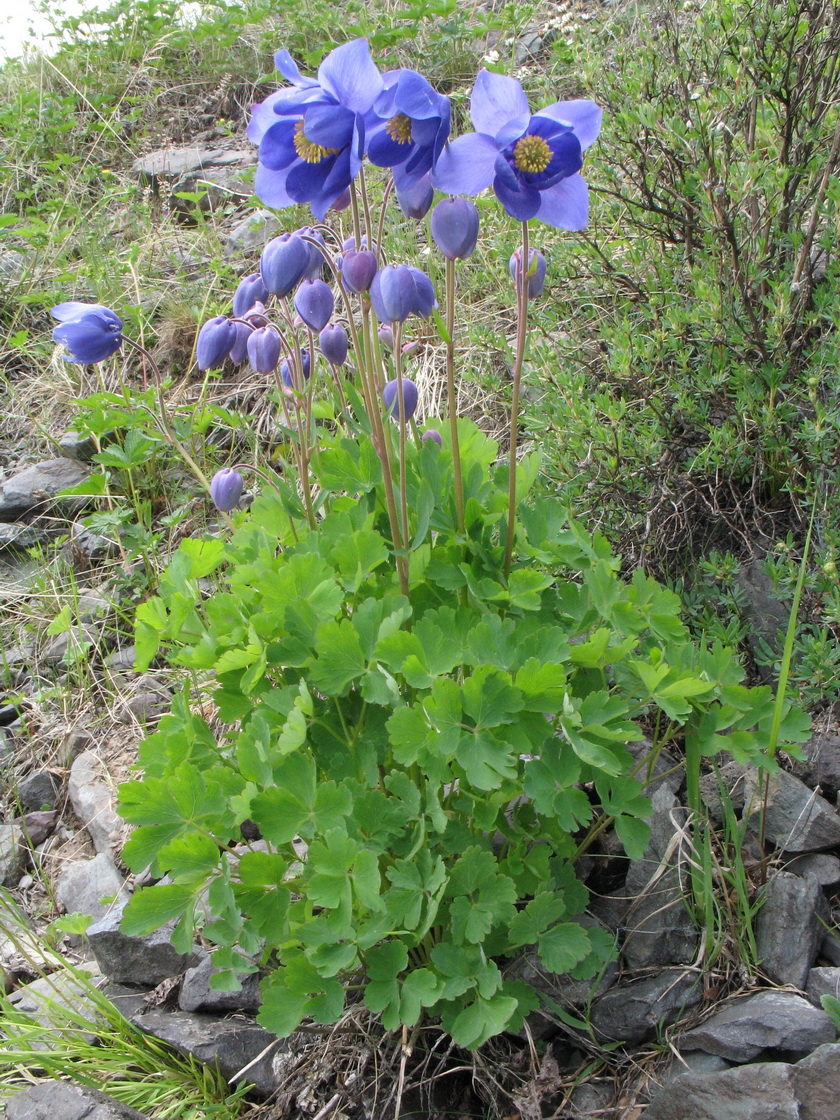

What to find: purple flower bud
left=378, top=324, right=394, bottom=352
left=294, top=226, right=327, bottom=280
left=233, top=273, right=269, bottom=318
left=196, top=315, right=236, bottom=370
left=431, top=197, right=480, bottom=261
left=293, top=279, right=335, bottom=331
left=396, top=174, right=434, bottom=220
left=229, top=320, right=252, bottom=365
left=341, top=250, right=378, bottom=293
left=331, top=188, right=352, bottom=212
left=509, top=248, right=547, bottom=299
left=319, top=323, right=349, bottom=367
left=241, top=300, right=270, bottom=328
left=260, top=233, right=311, bottom=297
left=246, top=326, right=282, bottom=373
left=342, top=235, right=368, bottom=252
left=51, top=302, right=123, bottom=364
left=280, top=348, right=312, bottom=389
left=422, top=428, right=442, bottom=447
left=383, top=378, right=418, bottom=422
left=210, top=467, right=244, bottom=512
left=402, top=338, right=421, bottom=358
left=370, top=265, right=437, bottom=323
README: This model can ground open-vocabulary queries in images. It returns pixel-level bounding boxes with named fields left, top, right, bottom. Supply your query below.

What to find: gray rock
left=755, top=872, right=826, bottom=988
left=737, top=559, right=789, bottom=677
left=0, top=523, right=48, bottom=552
left=698, top=762, right=751, bottom=827
left=514, top=28, right=544, bottom=64
left=41, top=624, right=101, bottom=665
left=784, top=852, right=840, bottom=886
left=131, top=1007, right=278, bottom=1095
left=55, top=852, right=128, bottom=923
left=117, top=692, right=168, bottom=724
left=62, top=527, right=121, bottom=566
left=171, top=166, right=252, bottom=215
left=68, top=750, right=124, bottom=855
left=0, top=822, right=26, bottom=886
left=745, top=768, right=840, bottom=852
left=5, top=1080, right=152, bottom=1120
left=589, top=969, right=702, bottom=1045
left=57, top=431, right=98, bottom=462
left=628, top=738, right=683, bottom=798
left=678, top=990, right=835, bottom=1061
left=87, top=897, right=204, bottom=986
left=622, top=790, right=699, bottom=970
left=225, top=209, right=282, bottom=254
left=642, top=1043, right=840, bottom=1120
left=16, top=771, right=62, bottom=812
left=0, top=458, right=89, bottom=523
left=806, top=966, right=840, bottom=1005
left=8, top=964, right=105, bottom=1044
left=819, top=931, right=840, bottom=966
left=131, top=147, right=237, bottom=184
left=658, top=1050, right=733, bottom=1085
left=796, top=733, right=840, bottom=796
left=179, top=955, right=262, bottom=1014
left=105, top=645, right=136, bottom=670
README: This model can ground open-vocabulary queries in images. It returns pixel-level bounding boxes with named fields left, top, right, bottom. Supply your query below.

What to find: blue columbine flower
left=370, top=265, right=437, bottom=323
left=197, top=316, right=237, bottom=370
left=431, top=197, right=480, bottom=260
left=210, top=467, right=244, bottom=512
left=319, top=323, right=349, bottom=367
left=431, top=70, right=601, bottom=229
left=247, top=39, right=383, bottom=221
left=367, top=69, right=450, bottom=194
left=51, top=302, right=123, bottom=364
left=294, top=279, right=335, bottom=331
left=383, top=378, right=419, bottom=422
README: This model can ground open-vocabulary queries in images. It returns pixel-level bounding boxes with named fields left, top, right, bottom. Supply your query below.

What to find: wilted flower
left=51, top=302, right=123, bottom=364
left=432, top=70, right=601, bottom=228
left=260, top=233, right=312, bottom=297
left=341, top=249, right=378, bottom=293
left=280, top=348, right=312, bottom=389
left=210, top=467, right=244, bottom=512
left=509, top=248, right=547, bottom=298
left=196, top=316, right=237, bottom=370
left=319, top=323, right=349, bottom=366
left=247, top=39, right=384, bottom=220
left=247, top=326, right=283, bottom=373
left=368, top=70, right=450, bottom=194
left=233, top=273, right=269, bottom=318
left=294, top=278, right=335, bottom=331
left=395, top=173, right=434, bottom=220
left=370, top=265, right=437, bottom=323
left=383, top=377, right=419, bottom=421
left=422, top=428, right=442, bottom=447
left=430, top=197, right=480, bottom=259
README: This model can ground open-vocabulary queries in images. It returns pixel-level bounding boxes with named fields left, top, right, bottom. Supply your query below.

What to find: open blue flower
left=247, top=39, right=383, bottom=221
left=367, top=70, right=450, bottom=193
left=51, top=302, right=123, bottom=364
left=431, top=70, right=601, bottom=229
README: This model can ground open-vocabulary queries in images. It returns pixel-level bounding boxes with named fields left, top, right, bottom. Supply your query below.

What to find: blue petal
left=368, top=127, right=409, bottom=168
left=410, top=116, right=438, bottom=147
left=535, top=172, right=589, bottom=229
left=51, top=302, right=120, bottom=325
left=394, top=70, right=441, bottom=119
left=318, top=38, right=383, bottom=113
left=494, top=115, right=530, bottom=149
left=286, top=158, right=334, bottom=204
left=430, top=132, right=498, bottom=194
left=274, top=49, right=318, bottom=88
left=531, top=131, right=582, bottom=188
left=255, top=162, right=297, bottom=208
left=302, top=103, right=354, bottom=148
left=248, top=89, right=305, bottom=143
left=470, top=70, right=530, bottom=137
left=259, top=120, right=299, bottom=170
left=493, top=170, right=540, bottom=221
left=537, top=100, right=602, bottom=152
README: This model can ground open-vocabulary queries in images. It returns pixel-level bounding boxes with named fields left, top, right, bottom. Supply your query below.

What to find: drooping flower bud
left=229, top=320, right=252, bottom=365
left=233, top=273, right=269, bottom=318
left=280, top=349, right=312, bottom=389
left=370, top=265, right=437, bottom=323
left=293, top=279, right=335, bottom=331
left=51, top=302, right=124, bottom=364
left=383, top=378, right=418, bottom=422
left=378, top=324, right=395, bottom=352
left=260, top=233, right=311, bottom=297
left=396, top=174, right=434, bottom=220
left=509, top=248, right=547, bottom=299
left=196, top=315, right=236, bottom=370
left=246, top=326, right=282, bottom=373
left=319, top=323, right=349, bottom=367
left=294, top=226, right=327, bottom=280
left=210, top=467, right=244, bottom=512
left=431, top=197, right=480, bottom=260
left=341, top=250, right=378, bottom=293
left=241, top=300, right=270, bottom=328
left=422, top=428, right=442, bottom=447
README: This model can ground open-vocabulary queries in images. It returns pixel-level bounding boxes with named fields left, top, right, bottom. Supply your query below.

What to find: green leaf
left=258, top=956, right=345, bottom=1036
left=614, top=815, right=651, bottom=859
left=309, top=619, right=367, bottom=695
left=120, top=883, right=196, bottom=935
left=508, top=891, right=567, bottom=947
left=448, top=993, right=519, bottom=1048
left=537, top=922, right=592, bottom=974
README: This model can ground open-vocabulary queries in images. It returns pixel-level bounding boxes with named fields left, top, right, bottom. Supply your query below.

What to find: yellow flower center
left=293, top=119, right=339, bottom=164
left=385, top=113, right=412, bottom=145
left=513, top=134, right=552, bottom=174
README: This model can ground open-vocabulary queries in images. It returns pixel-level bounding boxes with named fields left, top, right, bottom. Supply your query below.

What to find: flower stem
left=445, top=256, right=465, bottom=535
left=503, top=221, right=530, bottom=581
left=394, top=322, right=410, bottom=559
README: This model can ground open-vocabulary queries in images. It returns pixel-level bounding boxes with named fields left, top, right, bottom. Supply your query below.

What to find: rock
left=0, top=822, right=27, bottom=886
left=819, top=931, right=840, bottom=966
left=68, top=750, right=124, bottom=855
left=22, top=811, right=57, bottom=846
left=41, top=624, right=101, bottom=665
left=745, top=768, right=840, bottom=852
left=131, top=147, right=241, bottom=184
left=131, top=1007, right=278, bottom=1095
left=514, top=28, right=544, bottom=64
left=87, top=897, right=204, bottom=986
left=698, top=762, right=751, bottom=826
left=755, top=872, right=826, bottom=988
left=784, top=852, right=840, bottom=886
left=77, top=589, right=113, bottom=623
left=806, top=966, right=840, bottom=1005
left=57, top=431, right=98, bottom=462
left=8, top=964, right=105, bottom=1044
left=0, top=458, right=89, bottom=523
left=678, top=990, right=835, bottom=1061
left=179, top=955, right=262, bottom=1014
left=55, top=852, right=128, bottom=923
left=658, top=1050, right=733, bottom=1085
left=16, top=770, right=62, bottom=812
left=796, top=733, right=840, bottom=796
left=0, top=523, right=48, bottom=552
left=622, top=789, right=699, bottom=970
left=5, top=1080, right=152, bottom=1120
left=628, top=738, right=683, bottom=798
left=58, top=728, right=95, bottom=766
left=117, top=692, right=168, bottom=724
left=642, top=1043, right=840, bottom=1120
left=0, top=249, right=29, bottom=288
left=105, top=645, right=136, bottom=670
left=737, top=560, right=789, bottom=678
left=62, top=527, right=121, bottom=566
left=589, top=969, right=702, bottom=1045
left=225, top=209, right=282, bottom=254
